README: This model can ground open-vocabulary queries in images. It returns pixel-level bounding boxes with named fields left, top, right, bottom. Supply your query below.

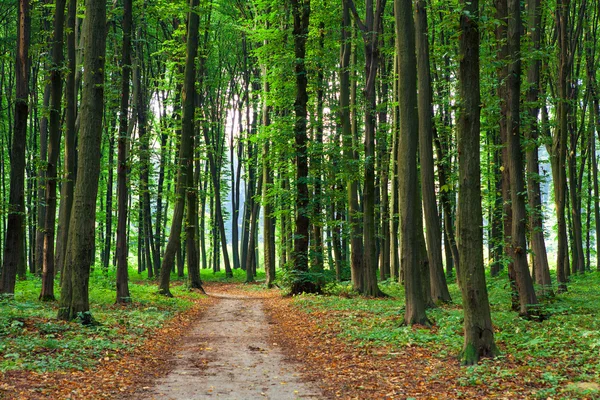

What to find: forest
left=1, top=0, right=600, bottom=397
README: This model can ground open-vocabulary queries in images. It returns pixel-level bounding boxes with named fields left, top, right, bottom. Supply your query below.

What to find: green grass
left=0, top=264, right=267, bottom=373
left=0, top=266, right=205, bottom=373
left=290, top=270, right=600, bottom=398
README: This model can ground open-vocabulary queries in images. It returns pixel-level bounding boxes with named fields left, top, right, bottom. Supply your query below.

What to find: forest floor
left=2, top=272, right=600, bottom=399
left=137, top=285, right=321, bottom=400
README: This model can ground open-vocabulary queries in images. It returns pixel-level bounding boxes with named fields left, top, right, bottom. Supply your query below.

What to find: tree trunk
left=390, top=52, right=400, bottom=281
left=395, top=0, right=428, bottom=324
left=55, top=0, right=79, bottom=276
left=526, top=0, right=552, bottom=295
left=348, top=0, right=386, bottom=297
left=592, top=96, right=600, bottom=272
left=290, top=0, right=316, bottom=294
left=245, top=181, right=261, bottom=283
left=456, top=0, right=498, bottom=364
left=57, top=0, right=106, bottom=320
left=262, top=66, right=276, bottom=287
left=40, top=0, right=66, bottom=301
left=159, top=0, right=200, bottom=296
left=115, top=0, right=132, bottom=303
left=186, top=134, right=202, bottom=290
left=554, top=0, right=570, bottom=292
left=36, top=84, right=50, bottom=276
left=1, top=0, right=29, bottom=295
left=415, top=0, right=451, bottom=303
left=506, top=0, right=539, bottom=317
left=341, top=1, right=364, bottom=292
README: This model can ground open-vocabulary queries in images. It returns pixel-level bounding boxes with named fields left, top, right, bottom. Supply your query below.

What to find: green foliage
left=277, top=268, right=335, bottom=294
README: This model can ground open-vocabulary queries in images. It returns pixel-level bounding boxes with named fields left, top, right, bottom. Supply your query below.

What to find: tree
left=340, top=0, right=364, bottom=293
left=54, top=0, right=77, bottom=275
left=1, top=0, right=29, bottom=295
left=395, top=0, right=429, bottom=325
left=159, top=0, right=201, bottom=297
left=505, top=0, right=539, bottom=317
left=58, top=0, right=107, bottom=320
left=115, top=0, right=133, bottom=304
left=347, top=0, right=386, bottom=297
left=414, top=0, right=451, bottom=304
left=289, top=0, right=317, bottom=294
left=525, top=0, right=552, bottom=296
left=554, top=0, right=570, bottom=292
left=456, top=0, right=498, bottom=364
left=39, top=0, right=67, bottom=301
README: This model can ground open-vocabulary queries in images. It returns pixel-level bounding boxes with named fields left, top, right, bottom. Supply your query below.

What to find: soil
left=139, top=289, right=323, bottom=400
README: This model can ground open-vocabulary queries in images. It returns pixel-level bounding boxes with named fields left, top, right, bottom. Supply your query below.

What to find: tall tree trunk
left=102, top=121, right=115, bottom=273
left=377, top=35, right=391, bottom=281
left=36, top=85, right=50, bottom=275
left=592, top=93, right=600, bottom=272
left=526, top=0, right=552, bottom=295
left=506, top=0, right=539, bottom=317
left=245, top=180, right=261, bottom=283
left=457, top=0, right=498, bottom=364
left=40, top=0, right=66, bottom=300
left=57, top=0, right=106, bottom=320
left=55, top=0, right=77, bottom=275
left=341, top=1, right=364, bottom=292
left=159, top=0, right=199, bottom=296
left=231, top=105, right=241, bottom=270
left=554, top=0, right=570, bottom=292
left=395, top=0, right=428, bottom=324
left=115, top=0, right=132, bottom=303
left=568, top=138, right=585, bottom=274
left=262, top=67, right=276, bottom=287
left=311, top=22, right=325, bottom=272
left=186, top=134, right=202, bottom=289
left=495, top=0, right=519, bottom=309
left=415, top=0, right=451, bottom=303
left=390, top=52, right=400, bottom=281
left=290, top=0, right=316, bottom=294
left=1, top=0, right=30, bottom=295
left=348, top=0, right=386, bottom=297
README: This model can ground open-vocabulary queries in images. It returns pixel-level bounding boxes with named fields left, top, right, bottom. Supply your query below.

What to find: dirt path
left=141, top=292, right=323, bottom=400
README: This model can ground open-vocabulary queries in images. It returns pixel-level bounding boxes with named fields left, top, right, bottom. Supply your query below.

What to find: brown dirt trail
left=141, top=290, right=323, bottom=400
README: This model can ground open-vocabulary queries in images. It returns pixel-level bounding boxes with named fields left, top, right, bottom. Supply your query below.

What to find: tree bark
left=526, top=0, right=552, bottom=296
left=57, top=0, right=106, bottom=320
left=395, top=0, right=428, bottom=325
left=290, top=0, right=316, bottom=294
left=341, top=0, right=364, bottom=292
left=1, top=0, right=29, bottom=295
left=456, top=0, right=498, bottom=364
left=262, top=66, right=276, bottom=287
left=348, top=0, right=386, bottom=297
left=415, top=0, right=451, bottom=303
left=159, top=0, right=200, bottom=296
left=40, top=0, right=66, bottom=301
left=115, top=0, right=133, bottom=303
left=55, top=0, right=77, bottom=276
left=506, top=0, right=539, bottom=317
left=554, top=0, right=570, bottom=292
left=186, top=134, right=202, bottom=290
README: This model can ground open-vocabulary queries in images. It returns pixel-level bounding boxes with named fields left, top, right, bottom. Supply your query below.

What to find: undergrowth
left=291, top=270, right=600, bottom=398
left=0, top=266, right=205, bottom=373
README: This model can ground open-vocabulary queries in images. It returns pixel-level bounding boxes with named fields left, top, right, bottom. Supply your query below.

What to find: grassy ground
left=2, top=266, right=599, bottom=398
left=0, top=267, right=241, bottom=374
left=288, top=270, right=600, bottom=398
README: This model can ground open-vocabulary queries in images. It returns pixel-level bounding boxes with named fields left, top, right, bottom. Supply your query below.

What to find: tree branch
left=346, top=0, right=368, bottom=33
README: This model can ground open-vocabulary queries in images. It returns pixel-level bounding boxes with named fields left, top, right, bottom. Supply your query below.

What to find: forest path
left=142, top=286, right=323, bottom=400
